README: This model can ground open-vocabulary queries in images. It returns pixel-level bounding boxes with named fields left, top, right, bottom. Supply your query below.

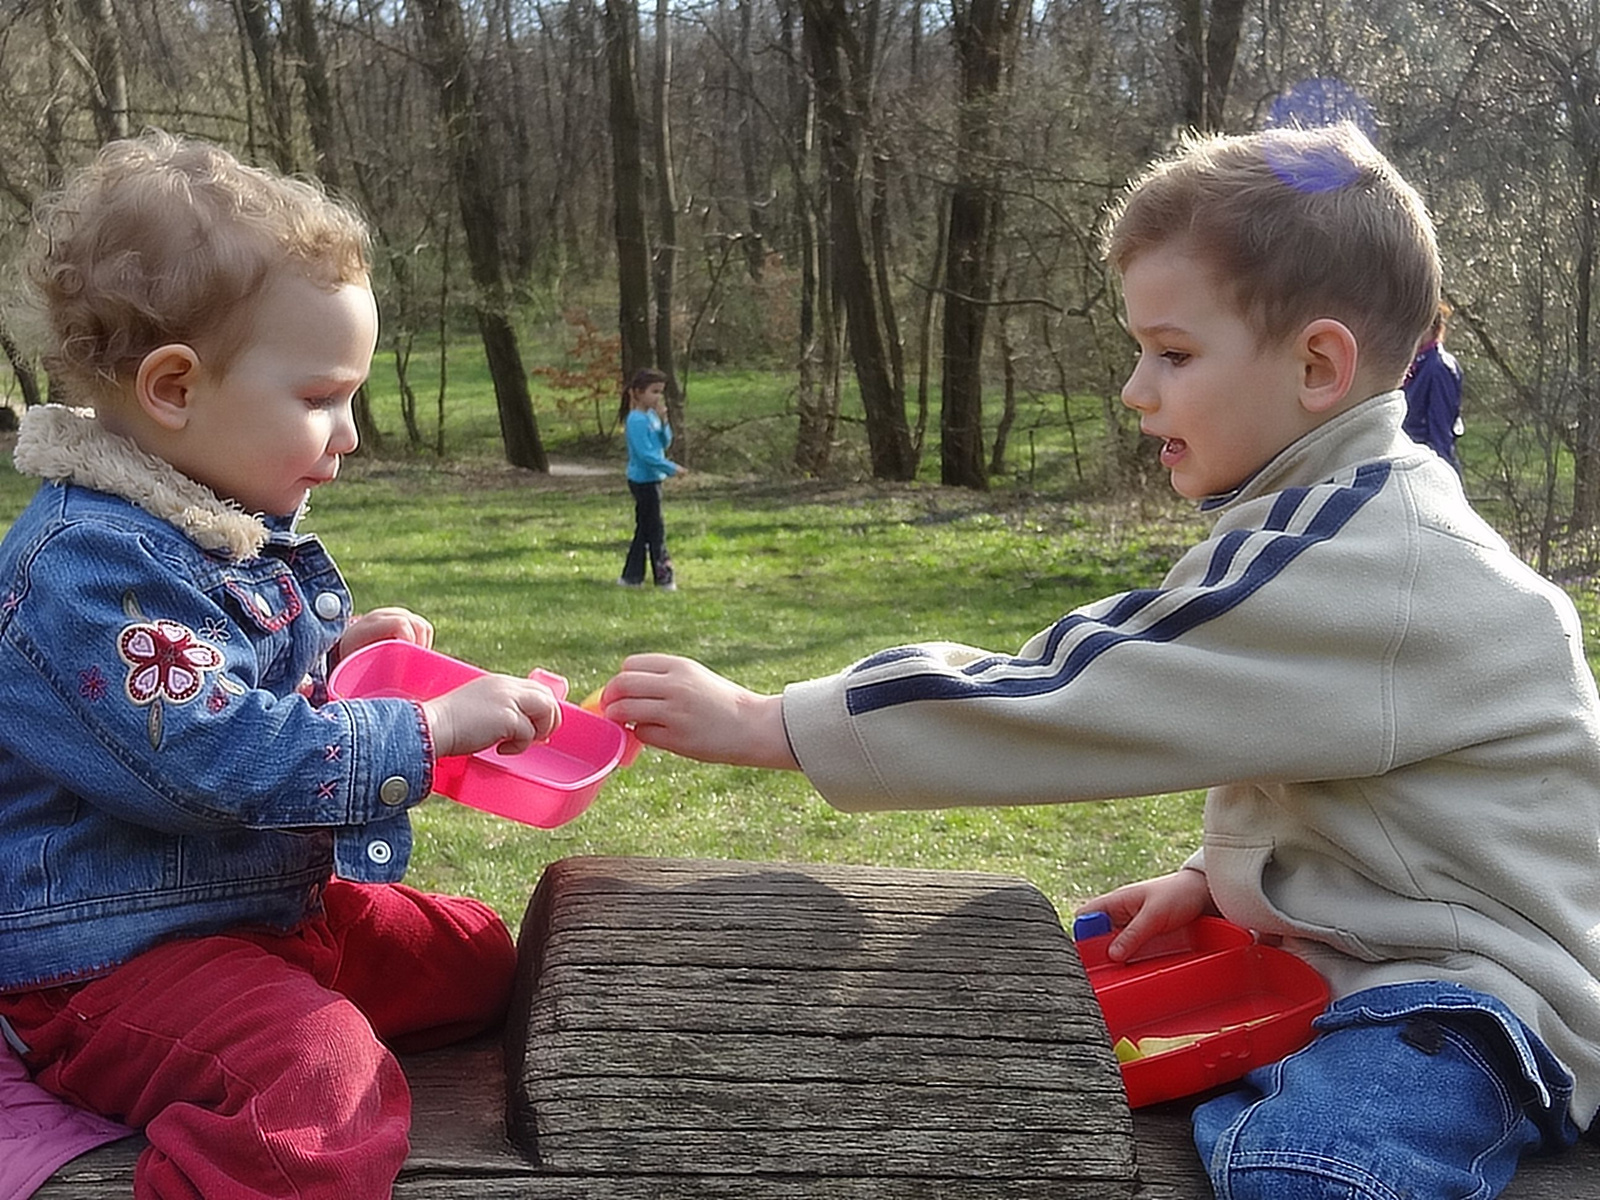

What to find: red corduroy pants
left=0, top=880, right=516, bottom=1200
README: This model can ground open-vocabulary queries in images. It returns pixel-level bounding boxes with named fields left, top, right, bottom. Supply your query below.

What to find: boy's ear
left=134, top=344, right=202, bottom=431
left=1297, top=319, right=1359, bottom=415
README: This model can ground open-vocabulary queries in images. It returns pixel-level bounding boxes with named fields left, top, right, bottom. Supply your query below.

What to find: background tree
left=604, top=0, right=654, bottom=383
left=1455, top=0, right=1600, bottom=530
left=414, top=0, right=550, bottom=471
left=939, top=0, right=1023, bottom=489
left=2, top=0, right=1600, bottom=568
left=650, top=0, right=684, bottom=435
left=1174, top=0, right=1246, bottom=132
left=234, top=0, right=295, bottom=171
left=802, top=0, right=916, bottom=480
left=74, top=0, right=128, bottom=143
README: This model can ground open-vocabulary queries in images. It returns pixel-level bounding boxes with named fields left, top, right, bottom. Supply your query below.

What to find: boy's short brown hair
left=1103, top=123, right=1440, bottom=386
left=25, top=130, right=371, bottom=406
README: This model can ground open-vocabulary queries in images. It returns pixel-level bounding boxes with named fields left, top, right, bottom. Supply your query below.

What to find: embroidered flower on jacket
left=78, top=665, right=109, bottom=702
left=118, top=619, right=226, bottom=705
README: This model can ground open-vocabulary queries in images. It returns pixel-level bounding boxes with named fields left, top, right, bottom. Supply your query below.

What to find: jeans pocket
left=1196, top=1010, right=1546, bottom=1200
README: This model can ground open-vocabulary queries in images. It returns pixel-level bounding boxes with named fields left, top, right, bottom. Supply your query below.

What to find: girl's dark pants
left=623, top=479, right=674, bottom=585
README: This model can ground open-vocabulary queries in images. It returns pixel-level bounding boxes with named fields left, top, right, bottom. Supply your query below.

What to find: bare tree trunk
left=0, top=315, right=42, bottom=410
left=793, top=231, right=840, bottom=477
left=1174, top=0, right=1204, bottom=129
left=915, top=200, right=945, bottom=456
left=75, top=0, right=129, bottom=142
left=42, top=0, right=69, bottom=189
left=604, top=0, right=654, bottom=381
left=1203, top=0, right=1246, bottom=131
left=781, top=0, right=833, bottom=475
left=909, top=0, right=922, bottom=85
left=288, top=0, right=338, bottom=187
left=393, top=328, right=424, bottom=448
left=941, top=174, right=990, bottom=487
left=820, top=277, right=845, bottom=451
left=869, top=146, right=905, bottom=409
left=989, top=300, right=1016, bottom=476
left=1467, top=0, right=1600, bottom=530
left=1172, top=0, right=1245, bottom=132
left=436, top=221, right=452, bottom=457
left=500, top=0, right=538, bottom=279
left=233, top=0, right=295, bottom=171
left=735, top=0, right=768, bottom=279
left=940, top=0, right=1020, bottom=489
left=1574, top=151, right=1599, bottom=527
left=414, top=0, right=549, bottom=470
left=532, top=0, right=594, bottom=282
left=31, top=0, right=67, bottom=406
left=651, top=0, right=684, bottom=438
left=802, top=0, right=915, bottom=481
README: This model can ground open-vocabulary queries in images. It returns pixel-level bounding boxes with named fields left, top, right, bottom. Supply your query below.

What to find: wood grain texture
left=506, top=857, right=1139, bottom=1194
left=35, top=856, right=1600, bottom=1198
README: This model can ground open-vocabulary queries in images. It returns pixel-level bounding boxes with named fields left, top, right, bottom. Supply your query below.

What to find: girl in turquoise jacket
left=619, top=367, right=685, bottom=589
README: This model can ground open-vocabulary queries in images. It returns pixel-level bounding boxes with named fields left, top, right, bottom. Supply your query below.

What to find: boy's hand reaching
left=338, top=607, right=434, bottom=657
left=600, top=653, right=799, bottom=770
left=422, top=675, right=561, bottom=759
left=1076, top=867, right=1218, bottom=963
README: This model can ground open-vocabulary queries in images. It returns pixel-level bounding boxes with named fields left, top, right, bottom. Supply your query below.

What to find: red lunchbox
left=1074, top=915, right=1329, bottom=1108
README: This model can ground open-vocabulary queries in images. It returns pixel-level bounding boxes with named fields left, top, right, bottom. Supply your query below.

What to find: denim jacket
left=0, top=406, right=434, bottom=992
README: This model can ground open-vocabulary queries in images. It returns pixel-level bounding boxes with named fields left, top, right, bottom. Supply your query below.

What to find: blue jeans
left=623, top=480, right=673, bottom=586
left=1194, top=982, right=1579, bottom=1200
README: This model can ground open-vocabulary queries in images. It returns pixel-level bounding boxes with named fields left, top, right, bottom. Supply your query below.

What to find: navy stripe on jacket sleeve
left=844, top=462, right=1389, bottom=716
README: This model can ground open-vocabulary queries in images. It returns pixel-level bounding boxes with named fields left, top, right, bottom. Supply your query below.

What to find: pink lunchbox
left=328, top=640, right=640, bottom=828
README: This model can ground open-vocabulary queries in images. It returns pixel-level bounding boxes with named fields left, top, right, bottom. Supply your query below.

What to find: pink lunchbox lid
left=327, top=640, right=639, bottom=829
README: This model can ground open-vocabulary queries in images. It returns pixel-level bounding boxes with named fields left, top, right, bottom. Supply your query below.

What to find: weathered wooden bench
left=37, top=856, right=1600, bottom=1197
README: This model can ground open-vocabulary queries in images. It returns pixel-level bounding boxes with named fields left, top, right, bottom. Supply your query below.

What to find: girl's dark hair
left=618, top=367, right=668, bottom=421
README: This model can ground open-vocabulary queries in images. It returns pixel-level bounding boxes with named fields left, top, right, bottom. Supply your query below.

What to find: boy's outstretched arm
left=1076, top=867, right=1218, bottom=963
left=602, top=653, right=800, bottom=770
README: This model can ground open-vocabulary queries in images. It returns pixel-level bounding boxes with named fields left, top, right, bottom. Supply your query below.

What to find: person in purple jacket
left=1402, top=302, right=1463, bottom=470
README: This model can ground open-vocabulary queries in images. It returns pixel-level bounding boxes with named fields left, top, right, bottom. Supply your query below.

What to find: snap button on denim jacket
left=0, top=408, right=434, bottom=993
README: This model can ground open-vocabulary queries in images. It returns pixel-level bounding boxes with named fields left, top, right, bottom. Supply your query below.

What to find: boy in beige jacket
left=601, top=124, right=1600, bottom=1198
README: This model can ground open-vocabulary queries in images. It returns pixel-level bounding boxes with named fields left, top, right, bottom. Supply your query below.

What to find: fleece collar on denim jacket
left=12, top=404, right=273, bottom=563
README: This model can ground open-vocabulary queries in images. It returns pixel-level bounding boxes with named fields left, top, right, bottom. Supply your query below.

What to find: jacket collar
left=1200, top=391, right=1416, bottom=514
left=12, top=405, right=271, bottom=562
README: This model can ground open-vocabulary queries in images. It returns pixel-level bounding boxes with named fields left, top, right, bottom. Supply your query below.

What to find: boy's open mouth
left=1160, top=438, right=1187, bottom=467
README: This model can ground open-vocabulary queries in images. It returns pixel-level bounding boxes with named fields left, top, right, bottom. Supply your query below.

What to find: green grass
left=0, top=441, right=1205, bottom=933
left=309, top=461, right=1210, bottom=928
left=361, top=337, right=1133, bottom=493
left=11, top=422, right=1600, bottom=939
left=12, top=342, right=1600, bottom=939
